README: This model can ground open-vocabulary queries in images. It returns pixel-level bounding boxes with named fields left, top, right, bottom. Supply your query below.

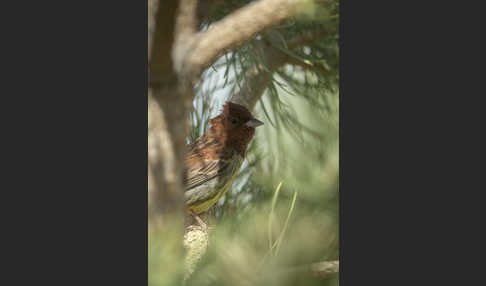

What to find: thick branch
left=148, top=87, right=186, bottom=223
left=148, top=0, right=190, bottom=224
left=186, top=0, right=304, bottom=79
left=149, top=0, right=178, bottom=84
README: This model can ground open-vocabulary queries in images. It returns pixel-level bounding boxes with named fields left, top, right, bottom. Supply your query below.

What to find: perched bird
left=184, top=101, right=264, bottom=228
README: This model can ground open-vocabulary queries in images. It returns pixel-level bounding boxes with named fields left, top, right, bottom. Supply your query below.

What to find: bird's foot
left=191, top=210, right=208, bottom=231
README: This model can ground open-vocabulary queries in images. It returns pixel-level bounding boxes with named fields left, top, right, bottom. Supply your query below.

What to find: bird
left=184, top=101, right=264, bottom=228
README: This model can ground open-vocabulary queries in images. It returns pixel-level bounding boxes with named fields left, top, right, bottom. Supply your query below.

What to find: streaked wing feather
left=184, top=160, right=222, bottom=190
left=184, top=156, right=241, bottom=208
left=184, top=136, right=243, bottom=211
left=184, top=180, right=219, bottom=206
left=184, top=137, right=225, bottom=191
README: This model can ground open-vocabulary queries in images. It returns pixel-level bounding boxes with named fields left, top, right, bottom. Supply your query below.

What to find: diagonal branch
left=231, top=42, right=289, bottom=110
left=231, top=27, right=330, bottom=110
left=185, top=0, right=304, bottom=79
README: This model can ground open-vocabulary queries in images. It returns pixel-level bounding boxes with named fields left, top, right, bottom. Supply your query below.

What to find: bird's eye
left=231, top=118, right=238, bottom=125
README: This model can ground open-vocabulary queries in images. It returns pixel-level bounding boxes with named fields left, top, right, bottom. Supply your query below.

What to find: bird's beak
left=246, top=117, right=264, bottom=127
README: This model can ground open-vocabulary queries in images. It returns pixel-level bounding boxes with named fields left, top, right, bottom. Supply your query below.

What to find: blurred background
left=149, top=0, right=339, bottom=285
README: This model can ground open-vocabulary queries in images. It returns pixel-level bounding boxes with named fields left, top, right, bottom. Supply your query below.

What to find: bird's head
left=208, top=101, right=264, bottom=154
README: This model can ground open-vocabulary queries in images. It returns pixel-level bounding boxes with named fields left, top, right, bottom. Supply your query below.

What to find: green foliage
left=267, top=182, right=298, bottom=257
left=183, top=189, right=338, bottom=286
left=149, top=221, right=185, bottom=286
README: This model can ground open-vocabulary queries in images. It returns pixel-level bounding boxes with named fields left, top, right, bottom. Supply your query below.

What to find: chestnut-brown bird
left=184, top=102, right=263, bottom=227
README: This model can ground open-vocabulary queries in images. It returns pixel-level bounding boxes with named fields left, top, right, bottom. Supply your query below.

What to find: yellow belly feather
left=187, top=166, right=240, bottom=215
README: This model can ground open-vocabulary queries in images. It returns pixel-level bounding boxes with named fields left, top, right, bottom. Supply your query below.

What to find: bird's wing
left=184, top=137, right=227, bottom=191
left=184, top=158, right=222, bottom=191
left=184, top=145, right=242, bottom=207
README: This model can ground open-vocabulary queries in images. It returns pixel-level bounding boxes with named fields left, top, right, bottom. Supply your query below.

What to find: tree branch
left=259, top=260, right=339, bottom=282
left=148, top=87, right=186, bottom=223
left=310, top=260, right=339, bottom=278
left=149, top=0, right=178, bottom=84
left=172, top=0, right=199, bottom=75
left=230, top=41, right=289, bottom=110
left=278, top=260, right=339, bottom=279
left=147, top=0, right=159, bottom=59
left=148, top=0, right=189, bottom=224
left=186, top=0, right=304, bottom=79
left=231, top=27, right=329, bottom=110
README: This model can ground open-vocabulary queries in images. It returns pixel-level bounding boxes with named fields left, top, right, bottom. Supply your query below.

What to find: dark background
left=0, top=0, right=483, bottom=285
